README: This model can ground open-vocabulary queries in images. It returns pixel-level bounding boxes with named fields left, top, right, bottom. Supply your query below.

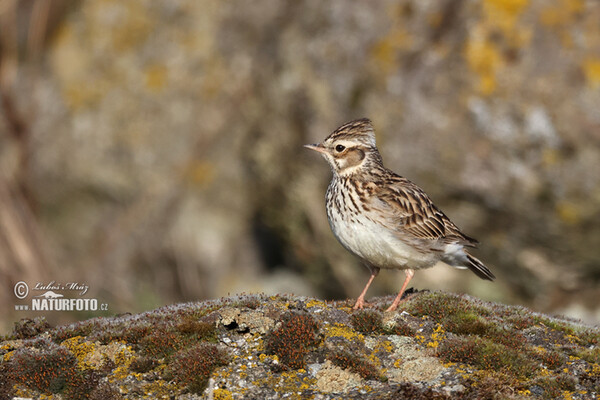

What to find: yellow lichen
left=540, top=0, right=584, bottom=28
left=582, top=58, right=600, bottom=89
left=324, top=323, right=364, bottom=342
left=427, top=324, right=446, bottom=349
left=142, top=380, right=180, bottom=398
left=145, top=64, right=168, bottom=92
left=108, top=344, right=136, bottom=382
left=371, top=27, right=413, bottom=75
left=214, top=388, right=234, bottom=400
left=305, top=299, right=326, bottom=309
left=464, top=0, right=531, bottom=94
left=3, top=350, right=14, bottom=362
left=61, top=336, right=97, bottom=370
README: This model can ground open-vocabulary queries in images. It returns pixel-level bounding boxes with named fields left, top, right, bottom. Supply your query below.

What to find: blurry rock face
left=1, top=0, right=599, bottom=324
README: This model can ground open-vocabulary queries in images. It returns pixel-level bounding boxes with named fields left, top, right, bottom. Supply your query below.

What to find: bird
left=304, top=118, right=495, bottom=312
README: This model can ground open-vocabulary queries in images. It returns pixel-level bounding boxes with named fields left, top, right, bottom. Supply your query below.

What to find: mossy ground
left=0, top=292, right=598, bottom=399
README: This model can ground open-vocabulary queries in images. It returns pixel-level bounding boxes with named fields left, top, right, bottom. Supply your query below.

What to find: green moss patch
left=437, top=335, right=538, bottom=378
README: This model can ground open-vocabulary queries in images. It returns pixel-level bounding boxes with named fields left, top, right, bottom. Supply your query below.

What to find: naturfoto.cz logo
left=13, top=281, right=109, bottom=312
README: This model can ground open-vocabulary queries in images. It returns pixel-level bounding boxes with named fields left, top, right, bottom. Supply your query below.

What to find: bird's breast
left=325, top=180, right=438, bottom=270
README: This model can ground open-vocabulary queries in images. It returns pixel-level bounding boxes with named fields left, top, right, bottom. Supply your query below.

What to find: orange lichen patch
left=265, top=311, right=319, bottom=369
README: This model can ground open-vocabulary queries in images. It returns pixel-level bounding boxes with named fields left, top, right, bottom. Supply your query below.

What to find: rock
left=0, top=292, right=598, bottom=399
left=314, top=360, right=362, bottom=393
left=390, top=357, right=445, bottom=383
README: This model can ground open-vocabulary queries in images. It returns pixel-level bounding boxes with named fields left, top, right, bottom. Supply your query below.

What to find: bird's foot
left=384, top=303, right=399, bottom=312
left=352, top=297, right=366, bottom=310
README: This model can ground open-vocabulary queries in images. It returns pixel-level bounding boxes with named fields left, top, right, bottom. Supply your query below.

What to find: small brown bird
left=305, top=118, right=494, bottom=312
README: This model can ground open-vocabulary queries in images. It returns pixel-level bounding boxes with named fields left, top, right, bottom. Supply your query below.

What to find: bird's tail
left=465, top=253, right=495, bottom=281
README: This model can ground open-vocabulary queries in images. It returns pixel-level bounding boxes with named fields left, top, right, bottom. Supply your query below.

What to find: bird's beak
left=303, top=143, right=328, bottom=155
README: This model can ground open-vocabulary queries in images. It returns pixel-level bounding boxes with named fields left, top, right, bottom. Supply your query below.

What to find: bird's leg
left=353, top=266, right=380, bottom=310
left=385, top=269, right=415, bottom=312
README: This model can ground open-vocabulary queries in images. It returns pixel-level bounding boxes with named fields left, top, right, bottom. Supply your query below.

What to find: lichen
left=1, top=293, right=598, bottom=399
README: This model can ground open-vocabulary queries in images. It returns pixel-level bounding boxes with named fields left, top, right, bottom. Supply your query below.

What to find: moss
left=351, top=310, right=384, bottom=334
left=95, top=323, right=152, bottom=345
left=387, top=319, right=415, bottom=337
left=139, top=328, right=187, bottom=358
left=169, top=343, right=230, bottom=393
left=0, top=362, right=15, bottom=399
left=528, top=373, right=578, bottom=400
left=175, top=319, right=217, bottom=341
left=405, top=292, right=491, bottom=323
left=138, top=318, right=217, bottom=358
left=89, top=381, right=123, bottom=400
left=0, top=340, right=100, bottom=398
left=530, top=347, right=567, bottom=370
left=437, top=335, right=538, bottom=378
left=9, top=346, right=76, bottom=393
left=575, top=346, right=600, bottom=365
left=51, top=321, right=95, bottom=343
left=11, top=317, right=52, bottom=339
left=129, top=355, right=157, bottom=373
left=265, top=311, right=320, bottom=369
left=327, top=348, right=385, bottom=381
left=373, top=382, right=451, bottom=399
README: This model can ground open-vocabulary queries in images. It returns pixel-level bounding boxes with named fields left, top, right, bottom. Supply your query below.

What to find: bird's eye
left=335, top=144, right=346, bottom=152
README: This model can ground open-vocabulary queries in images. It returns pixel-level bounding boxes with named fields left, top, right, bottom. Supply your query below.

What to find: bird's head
left=304, top=118, right=383, bottom=176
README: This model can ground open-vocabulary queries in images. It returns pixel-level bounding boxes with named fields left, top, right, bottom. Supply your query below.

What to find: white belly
left=327, top=207, right=438, bottom=270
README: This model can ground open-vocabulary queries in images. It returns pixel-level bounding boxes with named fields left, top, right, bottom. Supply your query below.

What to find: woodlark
left=305, top=118, right=495, bottom=312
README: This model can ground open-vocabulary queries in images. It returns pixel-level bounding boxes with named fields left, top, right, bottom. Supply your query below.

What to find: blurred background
left=1, top=0, right=599, bottom=332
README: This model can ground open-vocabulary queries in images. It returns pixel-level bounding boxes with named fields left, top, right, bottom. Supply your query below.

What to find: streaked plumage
left=305, top=118, right=494, bottom=312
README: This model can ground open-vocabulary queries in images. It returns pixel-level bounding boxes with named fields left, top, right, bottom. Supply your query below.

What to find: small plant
left=175, top=319, right=217, bottom=342
left=139, top=328, right=189, bottom=358
left=50, top=321, right=94, bottom=343
left=528, top=373, right=577, bottom=400
left=437, top=336, right=538, bottom=378
left=265, top=311, right=320, bottom=369
left=89, top=382, right=124, bottom=400
left=5, top=344, right=79, bottom=394
left=351, top=310, right=384, bottom=334
left=169, top=343, right=230, bottom=393
left=327, top=348, right=383, bottom=381
left=129, top=355, right=157, bottom=373
left=12, top=317, right=52, bottom=339
left=138, top=318, right=217, bottom=358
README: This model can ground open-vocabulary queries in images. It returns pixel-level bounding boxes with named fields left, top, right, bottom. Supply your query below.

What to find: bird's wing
left=364, top=174, right=478, bottom=247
